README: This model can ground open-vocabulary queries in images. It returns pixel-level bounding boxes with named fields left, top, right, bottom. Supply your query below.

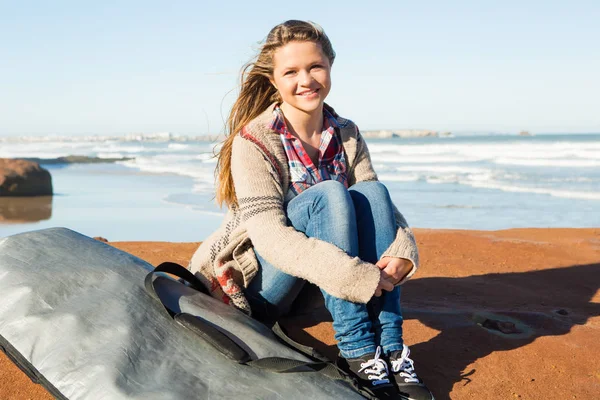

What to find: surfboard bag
left=0, top=228, right=369, bottom=399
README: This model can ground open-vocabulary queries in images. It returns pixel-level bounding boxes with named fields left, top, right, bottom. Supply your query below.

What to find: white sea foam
left=2, top=134, right=599, bottom=203
left=371, top=155, right=481, bottom=163
left=196, top=153, right=217, bottom=162
left=96, top=152, right=126, bottom=159
left=367, top=141, right=600, bottom=166
left=167, top=143, right=190, bottom=150
left=394, top=165, right=488, bottom=174
left=121, top=157, right=212, bottom=180
left=381, top=163, right=600, bottom=200
left=463, top=180, right=600, bottom=200
left=494, top=158, right=600, bottom=167
left=0, top=150, right=64, bottom=159
left=91, top=145, right=149, bottom=154
left=0, top=132, right=220, bottom=143
left=119, top=154, right=217, bottom=194
left=192, top=182, right=216, bottom=193
left=378, top=174, right=421, bottom=182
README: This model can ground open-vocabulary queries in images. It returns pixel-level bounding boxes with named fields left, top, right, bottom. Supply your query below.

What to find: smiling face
left=270, top=40, right=332, bottom=117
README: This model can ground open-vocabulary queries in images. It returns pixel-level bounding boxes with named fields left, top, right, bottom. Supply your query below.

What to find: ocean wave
left=380, top=166, right=599, bottom=200
left=192, top=182, right=216, bottom=193
left=3, top=134, right=598, bottom=203
left=96, top=152, right=126, bottom=159
left=90, top=145, right=149, bottom=154
left=0, top=132, right=221, bottom=143
left=378, top=174, right=421, bottom=182
left=367, top=141, right=600, bottom=164
left=196, top=153, right=217, bottom=162
left=371, top=155, right=482, bottom=163
left=119, top=156, right=216, bottom=191
left=167, top=143, right=190, bottom=150
left=394, top=165, right=488, bottom=174
left=461, top=180, right=600, bottom=200
left=494, top=158, right=600, bottom=167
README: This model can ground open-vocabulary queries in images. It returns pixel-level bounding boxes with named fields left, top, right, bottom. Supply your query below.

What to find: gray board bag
left=0, top=227, right=368, bottom=399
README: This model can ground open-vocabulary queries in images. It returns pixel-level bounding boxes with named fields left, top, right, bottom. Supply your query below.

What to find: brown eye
left=284, top=70, right=296, bottom=76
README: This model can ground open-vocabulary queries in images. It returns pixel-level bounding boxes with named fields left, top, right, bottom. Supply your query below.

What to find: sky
left=1, top=0, right=599, bottom=136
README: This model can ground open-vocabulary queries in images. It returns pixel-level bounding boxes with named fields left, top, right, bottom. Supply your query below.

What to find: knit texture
left=189, top=103, right=420, bottom=314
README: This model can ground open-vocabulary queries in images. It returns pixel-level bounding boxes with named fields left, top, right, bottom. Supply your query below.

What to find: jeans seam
left=381, top=343, right=404, bottom=355
left=340, top=343, right=378, bottom=359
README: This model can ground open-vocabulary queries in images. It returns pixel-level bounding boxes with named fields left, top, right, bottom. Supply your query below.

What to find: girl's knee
left=350, top=181, right=392, bottom=203
left=313, top=180, right=353, bottom=206
left=315, top=179, right=348, bottom=192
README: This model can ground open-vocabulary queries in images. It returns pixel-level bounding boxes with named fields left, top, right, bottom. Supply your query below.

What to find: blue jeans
left=245, top=180, right=404, bottom=359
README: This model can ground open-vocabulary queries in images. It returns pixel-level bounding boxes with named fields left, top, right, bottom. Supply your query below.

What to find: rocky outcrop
left=0, top=159, right=53, bottom=196
left=23, top=155, right=133, bottom=165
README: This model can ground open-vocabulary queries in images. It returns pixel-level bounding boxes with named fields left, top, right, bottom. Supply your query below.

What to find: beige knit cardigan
left=189, top=103, right=419, bottom=313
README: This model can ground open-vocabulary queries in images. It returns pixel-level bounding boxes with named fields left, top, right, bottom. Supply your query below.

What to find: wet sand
left=1, top=228, right=599, bottom=399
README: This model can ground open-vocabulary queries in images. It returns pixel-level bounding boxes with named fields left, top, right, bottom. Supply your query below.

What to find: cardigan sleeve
left=230, top=135, right=381, bottom=303
left=350, top=126, right=420, bottom=284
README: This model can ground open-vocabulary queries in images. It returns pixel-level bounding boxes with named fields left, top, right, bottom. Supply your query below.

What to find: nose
left=299, top=70, right=313, bottom=86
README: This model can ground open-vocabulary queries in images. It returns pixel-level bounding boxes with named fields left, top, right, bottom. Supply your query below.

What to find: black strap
left=142, top=262, right=368, bottom=398
left=175, top=313, right=250, bottom=364
left=153, top=262, right=209, bottom=294
left=143, top=262, right=251, bottom=363
left=271, top=321, right=329, bottom=362
left=143, top=262, right=209, bottom=317
left=247, top=357, right=340, bottom=377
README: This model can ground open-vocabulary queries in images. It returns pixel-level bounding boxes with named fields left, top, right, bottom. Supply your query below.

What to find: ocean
left=1, top=133, right=599, bottom=241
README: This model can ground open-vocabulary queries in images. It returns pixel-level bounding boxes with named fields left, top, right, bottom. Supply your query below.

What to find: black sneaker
left=338, top=346, right=397, bottom=399
left=388, top=345, right=435, bottom=400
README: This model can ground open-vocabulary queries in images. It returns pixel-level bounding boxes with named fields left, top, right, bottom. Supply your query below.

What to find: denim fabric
left=245, top=180, right=404, bottom=358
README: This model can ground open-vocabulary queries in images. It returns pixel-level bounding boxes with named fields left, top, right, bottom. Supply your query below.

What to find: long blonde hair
left=215, top=20, right=336, bottom=207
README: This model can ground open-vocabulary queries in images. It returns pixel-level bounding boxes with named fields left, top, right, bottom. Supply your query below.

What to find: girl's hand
left=374, top=273, right=394, bottom=297
left=376, top=257, right=413, bottom=285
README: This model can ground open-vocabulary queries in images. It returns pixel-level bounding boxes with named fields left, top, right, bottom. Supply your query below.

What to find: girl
left=190, top=20, right=433, bottom=400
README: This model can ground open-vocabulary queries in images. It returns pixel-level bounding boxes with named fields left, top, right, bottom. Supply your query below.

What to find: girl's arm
left=231, top=135, right=381, bottom=303
left=349, top=126, right=420, bottom=284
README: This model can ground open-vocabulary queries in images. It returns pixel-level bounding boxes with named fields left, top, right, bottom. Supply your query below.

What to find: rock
left=0, top=159, right=53, bottom=196
left=481, top=318, right=522, bottom=334
left=393, top=129, right=439, bottom=138
left=93, top=237, right=109, bottom=243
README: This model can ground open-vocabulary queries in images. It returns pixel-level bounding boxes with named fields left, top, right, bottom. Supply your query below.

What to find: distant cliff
left=361, top=129, right=452, bottom=138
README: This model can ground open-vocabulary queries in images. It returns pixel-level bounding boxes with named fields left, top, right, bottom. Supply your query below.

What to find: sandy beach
left=1, top=228, right=599, bottom=399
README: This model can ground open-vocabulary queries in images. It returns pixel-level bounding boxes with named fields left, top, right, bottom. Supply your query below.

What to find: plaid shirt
left=270, top=105, right=348, bottom=200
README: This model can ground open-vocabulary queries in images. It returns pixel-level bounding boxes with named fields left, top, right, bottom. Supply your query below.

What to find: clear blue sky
left=1, top=0, right=599, bottom=136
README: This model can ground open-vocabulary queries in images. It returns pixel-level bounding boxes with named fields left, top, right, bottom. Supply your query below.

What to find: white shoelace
left=357, top=346, right=390, bottom=386
left=391, top=345, right=420, bottom=383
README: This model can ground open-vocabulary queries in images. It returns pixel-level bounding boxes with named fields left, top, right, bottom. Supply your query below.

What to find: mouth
left=297, top=89, right=319, bottom=96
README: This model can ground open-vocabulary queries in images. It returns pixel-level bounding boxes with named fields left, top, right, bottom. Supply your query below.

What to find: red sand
left=1, top=228, right=599, bottom=399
